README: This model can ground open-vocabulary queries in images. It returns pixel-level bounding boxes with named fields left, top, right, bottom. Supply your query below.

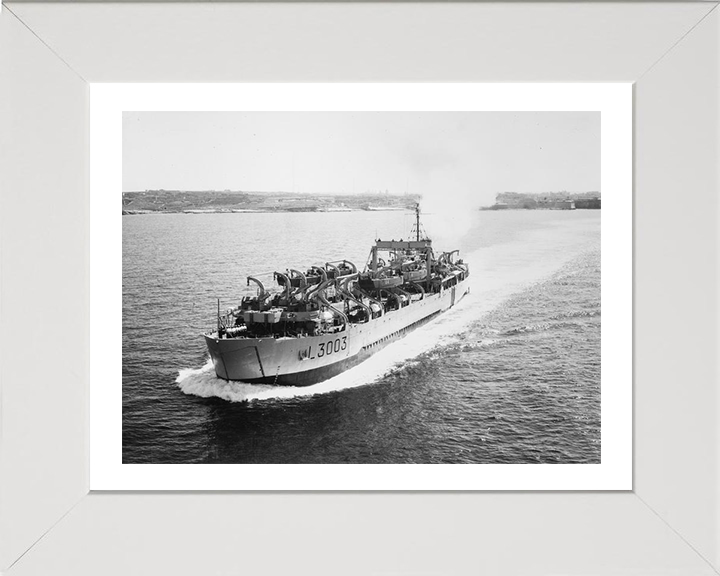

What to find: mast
left=415, top=203, right=420, bottom=241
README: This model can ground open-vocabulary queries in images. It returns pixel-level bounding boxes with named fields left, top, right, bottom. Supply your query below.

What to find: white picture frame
left=1, top=2, right=719, bottom=574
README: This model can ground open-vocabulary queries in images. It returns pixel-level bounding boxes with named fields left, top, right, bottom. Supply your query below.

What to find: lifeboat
left=370, top=275, right=403, bottom=289
left=246, top=308, right=283, bottom=324
left=403, top=269, right=427, bottom=283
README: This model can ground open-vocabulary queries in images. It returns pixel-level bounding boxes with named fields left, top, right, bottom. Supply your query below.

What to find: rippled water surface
left=123, top=210, right=600, bottom=463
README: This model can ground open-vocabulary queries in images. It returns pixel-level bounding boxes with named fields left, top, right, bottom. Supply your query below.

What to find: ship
left=204, top=204, right=470, bottom=386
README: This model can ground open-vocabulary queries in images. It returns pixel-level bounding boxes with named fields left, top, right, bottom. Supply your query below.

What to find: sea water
left=123, top=209, right=600, bottom=463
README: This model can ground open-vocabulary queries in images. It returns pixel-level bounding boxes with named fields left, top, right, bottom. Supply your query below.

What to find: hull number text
left=299, top=336, right=347, bottom=361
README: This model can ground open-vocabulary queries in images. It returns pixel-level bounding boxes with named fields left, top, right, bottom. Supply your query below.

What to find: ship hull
left=205, top=277, right=470, bottom=386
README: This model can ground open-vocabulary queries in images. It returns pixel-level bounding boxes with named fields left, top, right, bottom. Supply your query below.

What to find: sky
left=123, top=111, right=599, bottom=207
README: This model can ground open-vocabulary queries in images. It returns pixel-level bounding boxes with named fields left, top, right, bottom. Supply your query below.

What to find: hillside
left=483, top=191, right=601, bottom=210
left=122, top=190, right=418, bottom=214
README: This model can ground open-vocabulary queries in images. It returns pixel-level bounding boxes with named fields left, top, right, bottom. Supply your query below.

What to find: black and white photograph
left=122, top=111, right=601, bottom=466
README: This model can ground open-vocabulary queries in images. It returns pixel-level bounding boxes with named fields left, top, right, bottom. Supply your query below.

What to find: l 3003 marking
left=298, top=336, right=348, bottom=361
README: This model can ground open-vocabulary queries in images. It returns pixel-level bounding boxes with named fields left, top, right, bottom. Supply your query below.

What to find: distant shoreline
left=482, top=192, right=601, bottom=211
left=479, top=206, right=601, bottom=212
left=122, top=189, right=417, bottom=215
left=122, top=207, right=409, bottom=216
